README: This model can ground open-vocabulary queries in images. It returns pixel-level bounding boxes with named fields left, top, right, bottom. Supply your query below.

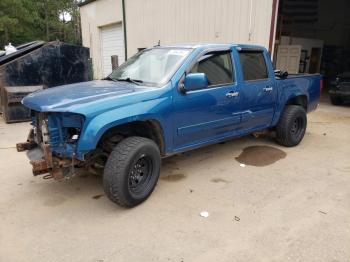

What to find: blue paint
left=22, top=43, right=322, bottom=161
left=183, top=73, right=209, bottom=91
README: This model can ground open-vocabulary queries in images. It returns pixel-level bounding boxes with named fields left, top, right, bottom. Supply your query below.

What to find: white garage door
left=100, top=23, right=125, bottom=77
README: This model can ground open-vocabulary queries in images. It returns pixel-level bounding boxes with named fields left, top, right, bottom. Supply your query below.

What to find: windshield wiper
left=103, top=75, right=118, bottom=82
left=116, top=77, right=143, bottom=85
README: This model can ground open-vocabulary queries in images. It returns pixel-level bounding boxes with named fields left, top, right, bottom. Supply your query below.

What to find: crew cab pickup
left=17, top=43, right=322, bottom=207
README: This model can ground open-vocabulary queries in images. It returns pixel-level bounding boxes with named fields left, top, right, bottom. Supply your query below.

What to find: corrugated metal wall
left=125, top=0, right=274, bottom=57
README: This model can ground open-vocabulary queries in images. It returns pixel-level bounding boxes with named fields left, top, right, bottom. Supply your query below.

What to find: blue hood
left=22, top=80, right=153, bottom=114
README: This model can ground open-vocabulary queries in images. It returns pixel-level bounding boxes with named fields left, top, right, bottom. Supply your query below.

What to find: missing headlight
left=47, top=113, right=85, bottom=147
left=66, top=127, right=81, bottom=143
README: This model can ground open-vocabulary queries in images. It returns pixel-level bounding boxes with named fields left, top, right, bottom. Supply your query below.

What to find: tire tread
left=276, top=105, right=306, bottom=147
left=103, top=136, right=160, bottom=207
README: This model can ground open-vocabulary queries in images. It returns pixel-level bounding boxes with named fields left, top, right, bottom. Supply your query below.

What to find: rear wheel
left=103, top=136, right=161, bottom=207
left=276, top=105, right=307, bottom=147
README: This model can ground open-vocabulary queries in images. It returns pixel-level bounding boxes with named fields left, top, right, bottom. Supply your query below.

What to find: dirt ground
left=0, top=100, right=349, bottom=262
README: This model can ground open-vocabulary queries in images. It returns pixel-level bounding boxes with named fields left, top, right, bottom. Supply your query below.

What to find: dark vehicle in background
left=329, top=72, right=350, bottom=105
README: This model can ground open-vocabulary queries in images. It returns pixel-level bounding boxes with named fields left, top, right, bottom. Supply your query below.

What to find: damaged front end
left=16, top=112, right=85, bottom=180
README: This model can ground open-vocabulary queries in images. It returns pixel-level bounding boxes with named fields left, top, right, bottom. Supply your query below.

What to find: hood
left=22, top=80, right=153, bottom=114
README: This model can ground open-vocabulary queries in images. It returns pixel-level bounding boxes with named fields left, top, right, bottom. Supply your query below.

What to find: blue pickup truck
left=17, top=43, right=322, bottom=207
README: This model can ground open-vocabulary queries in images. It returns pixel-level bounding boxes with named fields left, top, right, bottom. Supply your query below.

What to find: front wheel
left=276, top=105, right=307, bottom=147
left=103, top=136, right=161, bottom=207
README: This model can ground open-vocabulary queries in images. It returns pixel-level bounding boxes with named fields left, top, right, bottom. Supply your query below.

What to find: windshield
left=109, top=48, right=192, bottom=86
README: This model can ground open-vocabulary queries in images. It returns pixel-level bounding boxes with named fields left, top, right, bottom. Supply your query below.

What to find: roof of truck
left=156, top=43, right=267, bottom=51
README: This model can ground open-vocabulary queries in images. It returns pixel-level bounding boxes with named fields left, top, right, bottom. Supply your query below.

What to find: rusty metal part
left=27, top=144, right=53, bottom=176
left=36, top=113, right=48, bottom=144
left=51, top=168, right=65, bottom=180
left=50, top=158, right=82, bottom=180
left=29, top=156, right=82, bottom=180
left=16, top=141, right=37, bottom=152
left=27, top=141, right=82, bottom=180
left=30, top=159, right=49, bottom=176
left=16, top=129, right=37, bottom=152
left=20, top=127, right=84, bottom=180
left=18, top=121, right=85, bottom=180
left=43, top=144, right=53, bottom=168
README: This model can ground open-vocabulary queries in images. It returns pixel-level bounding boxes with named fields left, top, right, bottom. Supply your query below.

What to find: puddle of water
left=235, top=145, right=286, bottom=167
left=161, top=173, right=186, bottom=181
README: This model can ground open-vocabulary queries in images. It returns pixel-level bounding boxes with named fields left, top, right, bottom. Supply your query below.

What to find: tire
left=276, top=105, right=307, bottom=147
left=330, top=95, right=343, bottom=105
left=103, top=136, right=161, bottom=207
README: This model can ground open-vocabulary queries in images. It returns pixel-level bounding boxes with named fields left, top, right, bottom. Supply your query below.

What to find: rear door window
left=190, top=51, right=234, bottom=86
left=239, top=51, right=268, bottom=81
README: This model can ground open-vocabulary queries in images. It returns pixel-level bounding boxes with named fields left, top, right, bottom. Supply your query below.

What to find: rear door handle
left=263, top=86, right=273, bottom=92
left=226, top=91, right=239, bottom=98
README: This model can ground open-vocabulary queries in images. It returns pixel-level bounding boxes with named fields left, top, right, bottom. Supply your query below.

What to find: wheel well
left=98, top=120, right=165, bottom=156
left=286, top=95, right=308, bottom=110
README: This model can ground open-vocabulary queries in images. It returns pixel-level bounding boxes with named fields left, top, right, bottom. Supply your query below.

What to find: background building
left=80, top=0, right=350, bottom=87
left=275, top=0, right=350, bottom=83
left=80, top=0, right=277, bottom=79
left=80, top=0, right=124, bottom=78
left=124, top=0, right=276, bottom=60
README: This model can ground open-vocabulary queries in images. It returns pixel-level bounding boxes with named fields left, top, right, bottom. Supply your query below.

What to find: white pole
left=248, top=0, right=253, bottom=41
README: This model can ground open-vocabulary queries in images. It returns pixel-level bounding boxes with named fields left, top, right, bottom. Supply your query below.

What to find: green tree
left=0, top=0, right=36, bottom=47
left=0, top=0, right=81, bottom=49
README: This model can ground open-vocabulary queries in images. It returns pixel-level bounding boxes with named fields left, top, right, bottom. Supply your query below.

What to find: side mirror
left=179, top=73, right=208, bottom=93
left=275, top=70, right=288, bottom=79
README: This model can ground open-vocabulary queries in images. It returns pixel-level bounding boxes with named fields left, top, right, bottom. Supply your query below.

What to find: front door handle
left=226, top=91, right=239, bottom=98
left=263, top=86, right=273, bottom=92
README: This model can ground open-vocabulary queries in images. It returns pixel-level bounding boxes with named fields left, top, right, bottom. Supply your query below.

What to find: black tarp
left=0, top=41, right=90, bottom=123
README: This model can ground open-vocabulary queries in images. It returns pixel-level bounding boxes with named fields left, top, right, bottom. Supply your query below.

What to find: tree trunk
left=45, top=2, right=49, bottom=41
left=4, top=27, right=9, bottom=44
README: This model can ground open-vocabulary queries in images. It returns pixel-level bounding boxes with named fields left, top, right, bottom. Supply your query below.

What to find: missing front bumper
left=16, top=129, right=80, bottom=180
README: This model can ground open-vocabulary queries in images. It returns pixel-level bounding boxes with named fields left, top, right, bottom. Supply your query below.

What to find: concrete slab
left=0, top=101, right=349, bottom=262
